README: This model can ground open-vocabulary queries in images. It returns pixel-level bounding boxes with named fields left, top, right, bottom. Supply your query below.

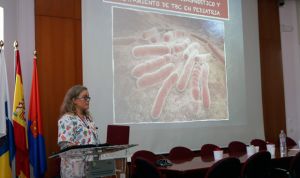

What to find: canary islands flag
left=28, top=55, right=47, bottom=178
left=12, top=49, right=30, bottom=178
left=0, top=50, right=15, bottom=178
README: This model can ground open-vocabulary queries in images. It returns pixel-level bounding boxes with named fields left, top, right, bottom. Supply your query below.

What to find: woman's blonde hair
left=60, top=85, right=90, bottom=117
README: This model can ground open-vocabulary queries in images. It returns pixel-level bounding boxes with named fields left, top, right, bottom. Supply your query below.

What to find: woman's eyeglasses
left=77, top=96, right=91, bottom=101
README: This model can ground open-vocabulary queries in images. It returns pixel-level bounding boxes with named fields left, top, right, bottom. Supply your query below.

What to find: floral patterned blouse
left=57, top=113, right=99, bottom=178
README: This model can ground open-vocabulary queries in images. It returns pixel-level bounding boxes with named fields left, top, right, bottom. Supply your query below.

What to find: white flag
left=0, top=50, right=10, bottom=138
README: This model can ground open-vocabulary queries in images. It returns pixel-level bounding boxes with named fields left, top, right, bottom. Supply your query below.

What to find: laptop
left=106, top=125, right=130, bottom=145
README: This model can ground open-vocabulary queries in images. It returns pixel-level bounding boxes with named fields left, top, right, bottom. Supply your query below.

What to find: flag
left=0, top=50, right=15, bottom=177
left=28, top=55, right=47, bottom=178
left=12, top=49, right=30, bottom=178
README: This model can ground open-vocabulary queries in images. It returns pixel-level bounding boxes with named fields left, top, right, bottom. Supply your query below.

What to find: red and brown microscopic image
left=112, top=7, right=228, bottom=123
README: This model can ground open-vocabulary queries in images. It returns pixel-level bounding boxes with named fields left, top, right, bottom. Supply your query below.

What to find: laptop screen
left=106, top=125, right=130, bottom=145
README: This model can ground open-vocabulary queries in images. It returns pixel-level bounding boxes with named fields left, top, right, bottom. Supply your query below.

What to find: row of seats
left=205, top=151, right=272, bottom=178
left=167, top=137, right=298, bottom=162
left=250, top=137, right=297, bottom=150
left=132, top=151, right=300, bottom=178
left=170, top=137, right=298, bottom=160
left=205, top=150, right=300, bottom=178
left=130, top=137, right=299, bottom=178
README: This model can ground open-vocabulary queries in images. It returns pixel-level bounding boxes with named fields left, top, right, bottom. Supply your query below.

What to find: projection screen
left=82, top=0, right=265, bottom=154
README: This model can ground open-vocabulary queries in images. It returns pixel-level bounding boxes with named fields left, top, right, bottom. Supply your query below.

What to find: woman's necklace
left=77, top=114, right=90, bottom=129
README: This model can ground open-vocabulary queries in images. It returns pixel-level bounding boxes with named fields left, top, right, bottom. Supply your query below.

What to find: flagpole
left=13, top=41, right=18, bottom=48
left=34, top=50, right=37, bottom=60
left=13, top=41, right=18, bottom=76
left=28, top=49, right=47, bottom=177
left=0, top=40, right=3, bottom=53
left=0, top=38, right=14, bottom=178
left=13, top=40, right=30, bottom=178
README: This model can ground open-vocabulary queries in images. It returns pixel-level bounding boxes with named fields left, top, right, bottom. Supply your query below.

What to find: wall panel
left=35, top=0, right=82, bottom=177
left=258, top=0, right=287, bottom=144
left=35, top=0, right=81, bottom=18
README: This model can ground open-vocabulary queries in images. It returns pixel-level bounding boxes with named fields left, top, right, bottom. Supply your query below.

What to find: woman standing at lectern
left=57, top=85, right=99, bottom=178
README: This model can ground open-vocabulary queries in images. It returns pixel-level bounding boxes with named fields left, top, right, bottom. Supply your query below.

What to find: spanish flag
left=0, top=49, right=15, bottom=178
left=12, top=49, right=30, bottom=178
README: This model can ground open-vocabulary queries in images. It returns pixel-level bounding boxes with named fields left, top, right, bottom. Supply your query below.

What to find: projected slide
left=113, top=7, right=228, bottom=123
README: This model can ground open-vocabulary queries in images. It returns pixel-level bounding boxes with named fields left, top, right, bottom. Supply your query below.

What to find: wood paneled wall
left=34, top=0, right=287, bottom=176
left=258, top=0, right=287, bottom=144
left=34, top=0, right=82, bottom=177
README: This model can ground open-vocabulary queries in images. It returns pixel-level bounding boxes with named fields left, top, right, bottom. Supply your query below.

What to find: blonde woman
left=57, top=85, right=99, bottom=178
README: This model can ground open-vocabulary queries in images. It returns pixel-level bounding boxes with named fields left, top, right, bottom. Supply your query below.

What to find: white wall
left=0, top=0, right=35, bottom=115
left=0, top=1, right=35, bottom=177
left=279, top=0, right=300, bottom=142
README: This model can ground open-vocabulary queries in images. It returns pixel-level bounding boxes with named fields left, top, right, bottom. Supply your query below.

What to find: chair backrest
left=131, top=150, right=157, bottom=177
left=205, top=157, right=241, bottom=178
left=168, top=146, right=195, bottom=161
left=286, top=136, right=297, bottom=148
left=290, top=151, right=300, bottom=178
left=131, top=150, right=157, bottom=164
left=228, top=141, right=247, bottom=155
left=241, top=151, right=271, bottom=178
left=106, top=125, right=129, bottom=145
left=200, top=144, right=220, bottom=157
left=134, top=158, right=161, bottom=178
left=250, top=139, right=267, bottom=151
